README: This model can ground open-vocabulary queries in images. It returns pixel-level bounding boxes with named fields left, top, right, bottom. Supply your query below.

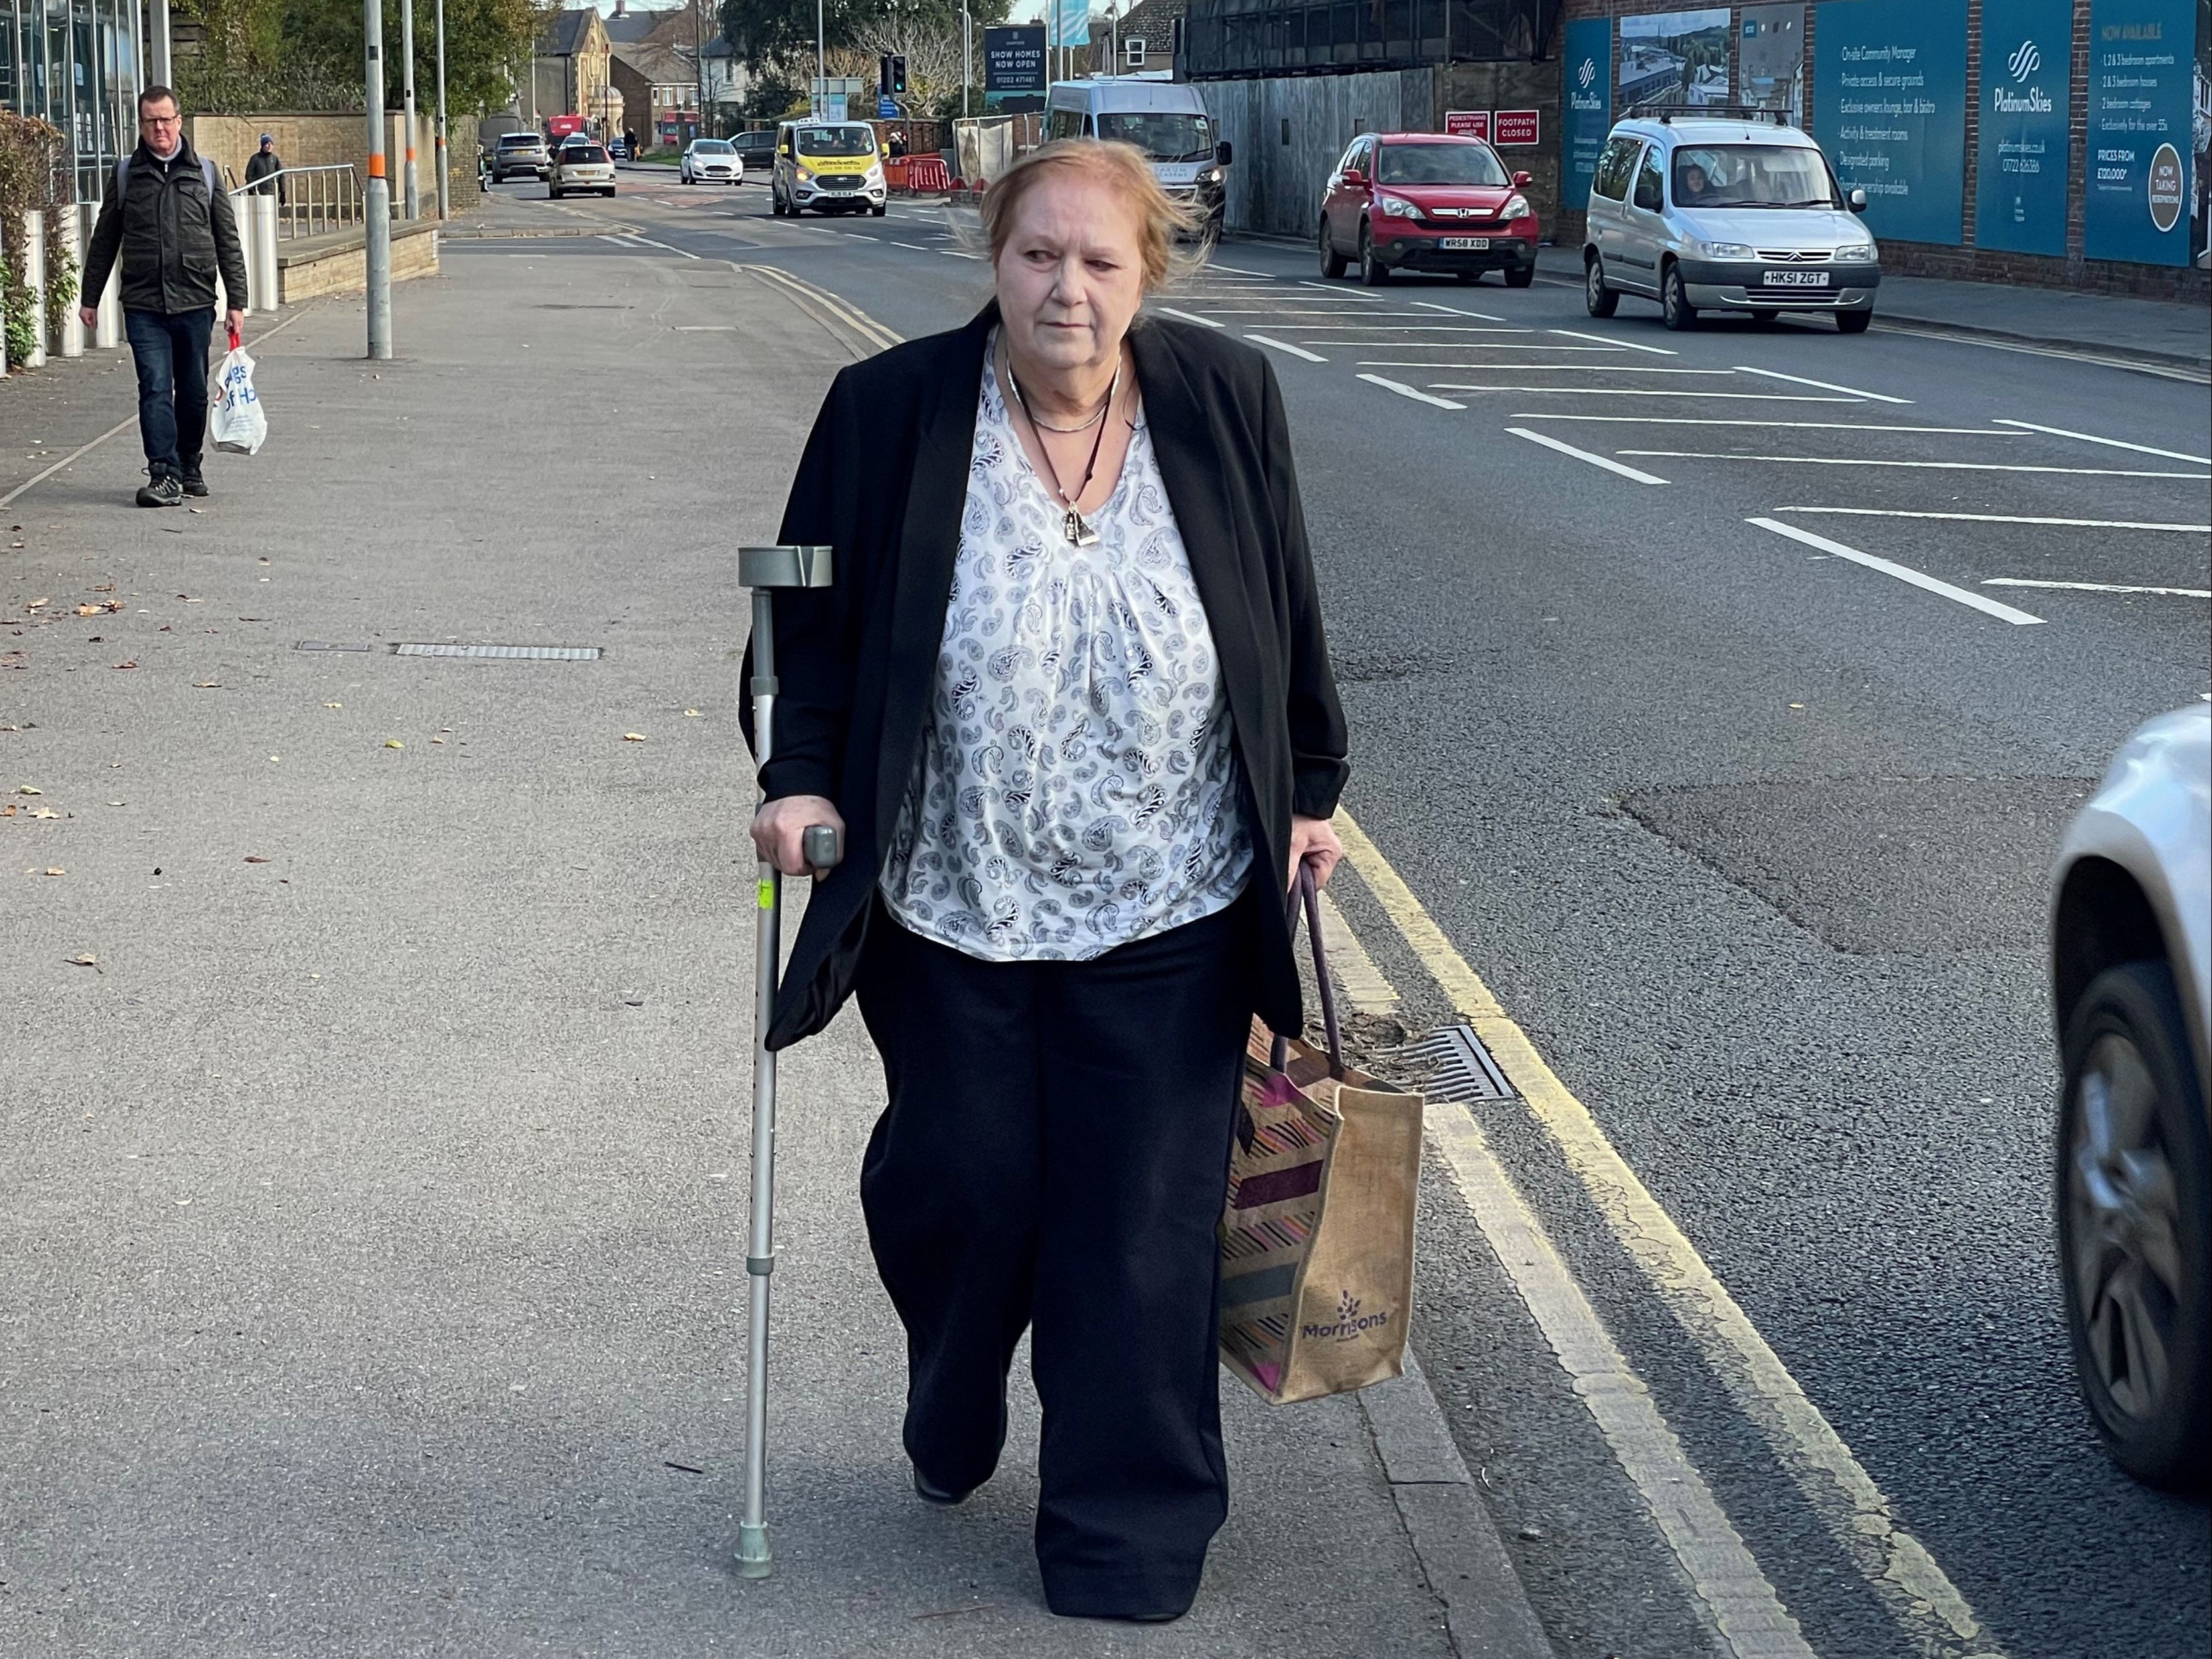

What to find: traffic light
left=880, top=53, right=894, bottom=95
left=890, top=54, right=908, bottom=94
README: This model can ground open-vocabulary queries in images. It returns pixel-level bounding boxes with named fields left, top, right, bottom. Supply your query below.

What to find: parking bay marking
left=1413, top=300, right=1507, bottom=321
left=1507, top=427, right=1668, bottom=484
left=1733, top=365, right=1905, bottom=404
left=1624, top=451, right=2209, bottom=479
left=1992, top=418, right=2212, bottom=467
left=1769, top=505, right=2212, bottom=532
left=1748, top=516, right=2045, bottom=625
left=1247, top=334, right=1328, bottom=363
left=1434, top=388, right=1862, bottom=401
left=1509, top=416, right=2022, bottom=434
left=1332, top=807, right=2008, bottom=1659
left=1152, top=305, right=1225, bottom=328
left=1984, top=577, right=2211, bottom=598
left=1550, top=327, right=1678, bottom=356
left=1356, top=373, right=1466, bottom=410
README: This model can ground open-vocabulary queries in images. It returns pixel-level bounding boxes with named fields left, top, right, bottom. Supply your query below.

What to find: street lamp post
left=434, top=0, right=449, bottom=218
left=364, top=0, right=392, bottom=358
left=401, top=0, right=420, bottom=218
left=961, top=1, right=971, bottom=118
left=814, top=0, right=825, bottom=116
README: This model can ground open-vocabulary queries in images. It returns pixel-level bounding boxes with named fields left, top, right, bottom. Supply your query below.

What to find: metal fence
left=230, top=164, right=366, bottom=240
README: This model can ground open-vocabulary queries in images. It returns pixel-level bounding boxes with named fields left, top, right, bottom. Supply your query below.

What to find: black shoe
left=135, top=473, right=184, bottom=508
left=911, top=1467, right=975, bottom=1507
left=180, top=471, right=208, bottom=499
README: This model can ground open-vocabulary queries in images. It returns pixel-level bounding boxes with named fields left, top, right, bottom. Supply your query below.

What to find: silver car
left=1582, top=112, right=1879, bottom=333
left=549, top=142, right=617, bottom=200
left=2051, top=703, right=2211, bottom=1490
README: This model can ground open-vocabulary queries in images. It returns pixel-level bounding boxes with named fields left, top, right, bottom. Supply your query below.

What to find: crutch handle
left=801, top=824, right=843, bottom=872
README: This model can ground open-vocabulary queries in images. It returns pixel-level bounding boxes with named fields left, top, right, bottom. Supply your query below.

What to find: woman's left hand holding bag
left=1287, top=813, right=1342, bottom=892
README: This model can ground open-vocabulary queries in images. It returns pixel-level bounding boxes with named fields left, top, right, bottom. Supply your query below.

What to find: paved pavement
left=0, top=235, right=1545, bottom=1655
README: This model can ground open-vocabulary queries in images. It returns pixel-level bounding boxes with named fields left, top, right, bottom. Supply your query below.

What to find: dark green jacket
left=82, top=138, right=248, bottom=316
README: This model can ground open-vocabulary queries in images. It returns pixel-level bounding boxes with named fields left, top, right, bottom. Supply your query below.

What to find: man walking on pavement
left=78, top=86, right=248, bottom=509
left=244, top=133, right=286, bottom=201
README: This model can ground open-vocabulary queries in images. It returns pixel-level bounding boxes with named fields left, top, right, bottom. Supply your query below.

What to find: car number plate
left=1439, top=236, right=1490, bottom=250
left=1762, top=270, right=1830, bottom=287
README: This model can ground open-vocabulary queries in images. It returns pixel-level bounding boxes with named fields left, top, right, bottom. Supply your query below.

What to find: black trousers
left=123, top=306, right=213, bottom=478
left=854, top=896, right=1257, bottom=1618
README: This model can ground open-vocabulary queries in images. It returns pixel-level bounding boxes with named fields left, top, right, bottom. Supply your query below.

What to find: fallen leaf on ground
left=684, top=709, right=702, bottom=718
left=384, top=740, right=404, bottom=750
left=66, top=953, right=97, bottom=967
left=192, top=681, right=220, bottom=689
left=30, top=807, right=58, bottom=819
left=42, top=867, right=64, bottom=876
left=623, top=733, right=646, bottom=742
left=323, top=702, right=341, bottom=710
left=16, top=785, right=41, bottom=795
left=245, top=856, right=272, bottom=864
left=112, top=660, right=137, bottom=669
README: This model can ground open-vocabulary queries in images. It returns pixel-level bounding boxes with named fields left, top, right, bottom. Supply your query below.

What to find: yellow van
left=771, top=119, right=888, bottom=218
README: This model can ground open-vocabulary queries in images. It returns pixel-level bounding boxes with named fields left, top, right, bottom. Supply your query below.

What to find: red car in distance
left=1318, top=131, right=1540, bottom=287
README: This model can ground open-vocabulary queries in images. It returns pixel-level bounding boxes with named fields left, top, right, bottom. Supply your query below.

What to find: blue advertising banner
left=1976, top=0, right=2073, bottom=253
left=1563, top=17, right=1613, bottom=206
left=1813, top=0, right=1970, bottom=245
left=2085, top=0, right=2196, bottom=264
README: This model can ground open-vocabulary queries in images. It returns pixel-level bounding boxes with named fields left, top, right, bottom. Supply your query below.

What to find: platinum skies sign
left=1978, top=0, right=2072, bottom=253
left=1563, top=17, right=1613, bottom=202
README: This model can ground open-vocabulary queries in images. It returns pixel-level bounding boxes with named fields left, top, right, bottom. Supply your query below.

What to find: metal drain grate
left=293, top=641, right=374, bottom=653
left=1395, top=1024, right=1518, bottom=1103
left=392, top=643, right=602, bottom=661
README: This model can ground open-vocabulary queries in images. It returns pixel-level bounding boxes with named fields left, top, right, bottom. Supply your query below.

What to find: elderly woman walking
left=747, top=139, right=1348, bottom=1622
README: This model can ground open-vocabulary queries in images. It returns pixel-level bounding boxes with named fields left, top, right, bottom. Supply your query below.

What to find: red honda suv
left=1318, top=132, right=1540, bottom=287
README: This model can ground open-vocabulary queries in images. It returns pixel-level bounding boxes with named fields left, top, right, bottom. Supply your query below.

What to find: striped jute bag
left=1218, top=870, right=1425, bottom=1405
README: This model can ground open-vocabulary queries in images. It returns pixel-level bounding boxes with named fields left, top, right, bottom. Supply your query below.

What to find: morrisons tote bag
left=1218, top=870, right=1424, bottom=1405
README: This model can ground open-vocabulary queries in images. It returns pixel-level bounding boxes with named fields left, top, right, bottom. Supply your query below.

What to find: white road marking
left=595, top=234, right=629, bottom=245
left=1624, top=451, right=2207, bottom=479
left=1549, top=327, right=1678, bottom=355
left=843, top=230, right=882, bottom=240
left=1202, top=260, right=1273, bottom=275
left=1509, top=427, right=1670, bottom=483
left=1166, top=308, right=1488, bottom=319
left=1412, top=299, right=1507, bottom=321
left=674, top=325, right=739, bottom=331
left=1357, top=372, right=1465, bottom=410
left=937, top=248, right=984, bottom=259
left=1268, top=323, right=1535, bottom=333
left=1992, top=418, right=2212, bottom=466
left=1330, top=809, right=2010, bottom=1659
left=1770, top=506, right=2212, bottom=532
left=1246, top=333, right=1328, bottom=362
left=1153, top=305, right=1225, bottom=327
left=632, top=236, right=702, bottom=259
left=1364, top=362, right=1733, bottom=374
left=1307, top=342, right=1627, bottom=351
left=1509, top=415, right=2019, bottom=434
left=1984, top=578, right=2211, bottom=597
left=1298, top=279, right=1384, bottom=297
left=1433, top=387, right=1859, bottom=400
left=1747, top=516, right=2045, bottom=624
left=1734, top=364, right=1907, bottom=403
left=891, top=240, right=930, bottom=250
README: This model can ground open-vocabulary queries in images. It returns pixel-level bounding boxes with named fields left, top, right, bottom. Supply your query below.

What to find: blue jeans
left=124, top=307, right=215, bottom=479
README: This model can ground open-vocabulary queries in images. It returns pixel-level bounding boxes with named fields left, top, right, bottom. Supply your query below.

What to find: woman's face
left=994, top=175, right=1147, bottom=376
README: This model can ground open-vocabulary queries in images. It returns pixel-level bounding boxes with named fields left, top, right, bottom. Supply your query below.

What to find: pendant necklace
left=1006, top=349, right=1120, bottom=547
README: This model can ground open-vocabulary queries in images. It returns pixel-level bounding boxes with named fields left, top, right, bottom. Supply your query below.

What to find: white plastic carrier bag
left=210, top=327, right=267, bottom=456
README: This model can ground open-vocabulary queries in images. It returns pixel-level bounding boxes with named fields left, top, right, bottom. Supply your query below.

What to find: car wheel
left=604, top=188, right=617, bottom=198
left=1836, top=309, right=1873, bottom=335
left=872, top=203, right=886, bottom=216
left=1585, top=255, right=1619, bottom=317
left=2059, top=959, right=2212, bottom=1490
left=1358, top=223, right=1389, bottom=286
left=1660, top=262, right=1697, bottom=330
left=1318, top=218, right=1347, bottom=279
left=549, top=187, right=562, bottom=200
left=1504, top=265, right=1534, bottom=289
left=1749, top=309, right=1783, bottom=327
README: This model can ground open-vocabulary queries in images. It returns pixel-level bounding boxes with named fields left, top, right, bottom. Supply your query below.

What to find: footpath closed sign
left=2084, top=0, right=2196, bottom=264
left=1813, top=0, right=1970, bottom=245
left=1976, top=0, right=2073, bottom=254
left=1563, top=17, right=1613, bottom=204
left=1494, top=110, right=1541, bottom=146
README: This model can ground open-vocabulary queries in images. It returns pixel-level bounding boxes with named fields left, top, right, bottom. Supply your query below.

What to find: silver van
left=1581, top=110, right=1879, bottom=332
left=1044, top=77, right=1231, bottom=236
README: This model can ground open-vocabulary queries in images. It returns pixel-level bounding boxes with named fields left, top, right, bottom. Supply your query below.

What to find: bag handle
left=1269, top=862, right=1345, bottom=1081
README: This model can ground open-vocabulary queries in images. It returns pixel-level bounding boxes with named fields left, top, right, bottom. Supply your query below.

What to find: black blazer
left=746, top=303, right=1349, bottom=1050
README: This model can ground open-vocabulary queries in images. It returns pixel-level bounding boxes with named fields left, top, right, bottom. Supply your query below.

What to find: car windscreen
left=1670, top=144, right=1840, bottom=208
left=793, top=126, right=876, bottom=156
left=1095, top=111, right=1214, bottom=162
left=565, top=147, right=609, bottom=165
left=694, top=140, right=734, bottom=153
left=1376, top=142, right=1508, bottom=187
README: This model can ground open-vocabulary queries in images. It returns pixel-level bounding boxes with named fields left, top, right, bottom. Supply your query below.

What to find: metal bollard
left=733, top=542, right=838, bottom=1583
left=21, top=210, right=46, bottom=368
left=244, top=194, right=280, bottom=313
left=57, top=208, right=84, bottom=358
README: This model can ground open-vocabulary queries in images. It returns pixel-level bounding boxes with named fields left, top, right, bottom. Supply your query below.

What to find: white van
left=1044, top=78, right=1231, bottom=236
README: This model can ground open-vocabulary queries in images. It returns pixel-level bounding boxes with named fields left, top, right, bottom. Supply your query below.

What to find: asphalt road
left=461, top=168, right=2212, bottom=1659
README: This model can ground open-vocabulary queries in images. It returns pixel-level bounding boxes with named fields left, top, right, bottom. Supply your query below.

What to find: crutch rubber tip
left=736, top=1522, right=772, bottom=1579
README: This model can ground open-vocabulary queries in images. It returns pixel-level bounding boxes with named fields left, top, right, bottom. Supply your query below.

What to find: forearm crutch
left=736, top=544, right=838, bottom=1581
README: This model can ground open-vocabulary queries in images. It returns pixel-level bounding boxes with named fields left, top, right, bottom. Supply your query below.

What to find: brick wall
left=1554, top=0, right=2209, bottom=300
left=189, top=113, right=479, bottom=220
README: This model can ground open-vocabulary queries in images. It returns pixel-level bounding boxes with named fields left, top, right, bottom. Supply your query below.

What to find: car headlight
left=1699, top=240, right=1754, bottom=258
left=1834, top=242, right=1875, bottom=262
left=1200, top=166, right=1224, bottom=185
left=1378, top=193, right=1419, bottom=218
left=1498, top=193, right=1532, bottom=221
left=795, top=166, right=815, bottom=184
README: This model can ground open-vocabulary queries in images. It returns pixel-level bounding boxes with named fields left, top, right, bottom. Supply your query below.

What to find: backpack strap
left=202, top=157, right=219, bottom=193
left=114, top=153, right=130, bottom=196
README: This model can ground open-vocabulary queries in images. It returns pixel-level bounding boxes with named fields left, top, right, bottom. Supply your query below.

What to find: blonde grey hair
left=978, top=139, right=1210, bottom=291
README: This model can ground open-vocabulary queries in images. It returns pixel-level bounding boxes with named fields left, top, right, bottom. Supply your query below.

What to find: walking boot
left=180, top=457, right=208, bottom=498
left=135, top=470, right=184, bottom=508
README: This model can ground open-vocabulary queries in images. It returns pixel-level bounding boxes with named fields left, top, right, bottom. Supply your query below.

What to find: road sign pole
left=364, top=0, right=392, bottom=359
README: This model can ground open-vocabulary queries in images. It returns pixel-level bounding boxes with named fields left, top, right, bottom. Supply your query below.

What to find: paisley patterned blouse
left=878, top=339, right=1253, bottom=961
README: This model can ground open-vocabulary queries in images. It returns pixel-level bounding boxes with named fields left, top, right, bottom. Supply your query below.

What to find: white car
left=549, top=142, right=617, bottom=199
left=680, top=139, right=743, bottom=185
left=2051, top=703, right=2211, bottom=1489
